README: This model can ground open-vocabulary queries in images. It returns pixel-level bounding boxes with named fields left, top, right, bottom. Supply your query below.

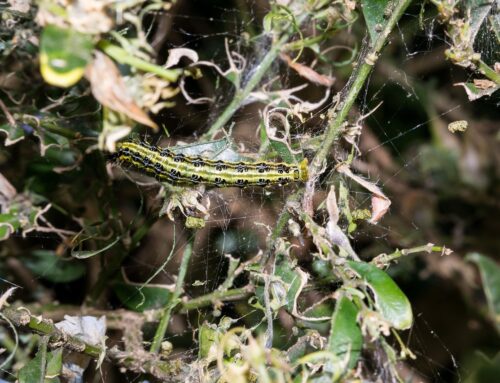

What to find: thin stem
left=1, top=308, right=184, bottom=381
left=181, top=286, right=253, bottom=312
left=372, top=243, right=451, bottom=266
left=150, top=241, right=193, bottom=353
left=2, top=308, right=101, bottom=358
left=270, top=0, right=414, bottom=244
left=203, top=32, right=292, bottom=139
left=310, top=0, right=414, bottom=176
left=98, top=41, right=182, bottom=82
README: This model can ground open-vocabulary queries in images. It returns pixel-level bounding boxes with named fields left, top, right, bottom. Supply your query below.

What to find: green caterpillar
left=111, top=141, right=308, bottom=187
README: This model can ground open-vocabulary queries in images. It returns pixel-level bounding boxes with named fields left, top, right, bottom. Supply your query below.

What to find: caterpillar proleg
left=110, top=141, right=308, bottom=187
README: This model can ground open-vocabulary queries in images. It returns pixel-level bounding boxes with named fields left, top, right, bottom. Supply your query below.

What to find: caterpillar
left=110, top=141, right=308, bottom=187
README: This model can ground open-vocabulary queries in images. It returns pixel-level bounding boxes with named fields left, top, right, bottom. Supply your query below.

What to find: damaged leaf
left=40, top=24, right=94, bottom=87
left=85, top=51, right=158, bottom=130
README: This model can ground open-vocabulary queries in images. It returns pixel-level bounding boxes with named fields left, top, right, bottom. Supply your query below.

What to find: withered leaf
left=85, top=52, right=158, bottom=130
left=281, top=53, right=335, bottom=87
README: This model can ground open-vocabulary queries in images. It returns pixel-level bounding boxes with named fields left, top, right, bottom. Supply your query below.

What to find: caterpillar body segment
left=112, top=141, right=308, bottom=187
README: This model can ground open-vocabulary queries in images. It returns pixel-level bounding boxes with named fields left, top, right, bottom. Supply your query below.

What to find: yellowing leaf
left=40, top=25, right=93, bottom=88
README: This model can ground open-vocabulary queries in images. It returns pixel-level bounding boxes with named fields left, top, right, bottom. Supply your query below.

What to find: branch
left=1, top=307, right=188, bottom=381
left=309, top=0, right=414, bottom=178
left=150, top=241, right=193, bottom=353
left=202, top=32, right=291, bottom=139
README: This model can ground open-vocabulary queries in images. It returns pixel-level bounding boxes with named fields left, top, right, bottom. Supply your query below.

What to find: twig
left=371, top=243, right=452, bottom=267
left=98, top=41, right=182, bottom=82
left=0, top=308, right=186, bottom=381
left=202, top=32, right=292, bottom=139
left=150, top=241, right=193, bottom=353
left=181, top=286, right=253, bottom=312
left=309, top=0, right=414, bottom=179
left=0, top=98, right=16, bottom=126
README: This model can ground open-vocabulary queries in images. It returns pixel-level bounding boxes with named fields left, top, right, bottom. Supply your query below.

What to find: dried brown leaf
left=280, top=53, right=335, bottom=87
left=337, top=164, right=391, bottom=224
left=85, top=52, right=158, bottom=130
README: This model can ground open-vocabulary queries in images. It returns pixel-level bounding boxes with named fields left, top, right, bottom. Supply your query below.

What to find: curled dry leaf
left=165, top=48, right=199, bottom=68
left=325, top=186, right=359, bottom=260
left=337, top=164, right=391, bottom=224
left=0, top=287, right=17, bottom=310
left=280, top=53, right=335, bottom=87
left=85, top=52, right=158, bottom=130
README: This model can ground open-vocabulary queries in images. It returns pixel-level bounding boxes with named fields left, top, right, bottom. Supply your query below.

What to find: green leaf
left=45, top=348, right=62, bottom=383
left=0, top=213, right=21, bottom=240
left=326, top=295, right=362, bottom=376
left=455, top=81, right=499, bottom=101
left=112, top=280, right=173, bottom=312
left=300, top=301, right=335, bottom=332
left=40, top=25, right=94, bottom=87
left=32, top=130, right=70, bottom=158
left=26, top=251, right=85, bottom=283
left=361, top=0, right=391, bottom=43
left=0, top=123, right=26, bottom=146
left=18, top=338, right=47, bottom=383
left=274, top=254, right=306, bottom=312
left=198, top=323, right=219, bottom=358
left=347, top=261, right=413, bottom=330
left=466, top=253, right=500, bottom=333
left=268, top=137, right=297, bottom=163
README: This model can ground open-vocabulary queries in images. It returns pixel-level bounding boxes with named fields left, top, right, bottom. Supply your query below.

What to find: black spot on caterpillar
left=110, top=141, right=308, bottom=187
